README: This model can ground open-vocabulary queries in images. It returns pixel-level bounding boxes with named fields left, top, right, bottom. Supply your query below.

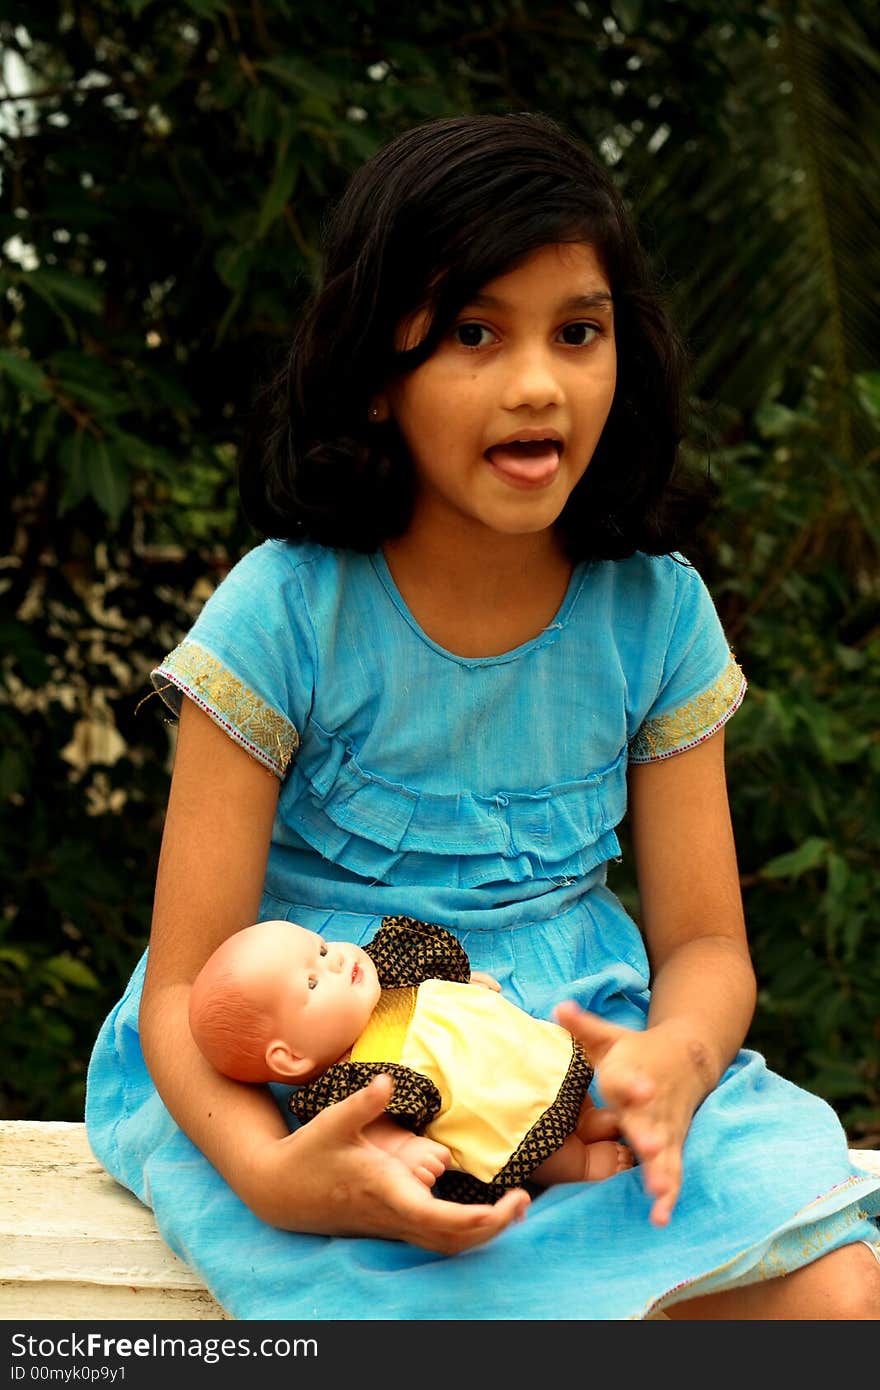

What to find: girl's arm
left=556, top=726, right=756, bottom=1225
left=139, top=699, right=528, bottom=1249
left=629, top=723, right=756, bottom=1081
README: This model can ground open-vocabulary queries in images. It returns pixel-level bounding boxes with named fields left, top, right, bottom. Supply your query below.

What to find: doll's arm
left=364, top=916, right=471, bottom=987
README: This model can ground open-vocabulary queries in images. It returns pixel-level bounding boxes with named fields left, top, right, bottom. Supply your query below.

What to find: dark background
left=1, top=0, right=878, bottom=1142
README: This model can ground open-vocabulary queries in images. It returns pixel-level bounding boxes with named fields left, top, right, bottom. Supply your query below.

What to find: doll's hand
left=554, top=1003, right=707, bottom=1228
left=363, top=1117, right=451, bottom=1188
left=468, top=971, right=502, bottom=991
left=244, top=1075, right=530, bottom=1252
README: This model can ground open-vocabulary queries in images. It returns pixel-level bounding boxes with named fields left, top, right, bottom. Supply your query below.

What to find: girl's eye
left=319, top=943, right=328, bottom=957
left=559, top=322, right=599, bottom=346
left=308, top=975, right=318, bottom=990
left=453, top=322, right=494, bottom=349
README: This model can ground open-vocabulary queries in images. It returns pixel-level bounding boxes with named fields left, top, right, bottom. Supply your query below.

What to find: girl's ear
left=264, top=1040, right=316, bottom=1082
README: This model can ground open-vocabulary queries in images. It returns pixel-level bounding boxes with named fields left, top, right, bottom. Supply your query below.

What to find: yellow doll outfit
left=290, top=915, right=593, bottom=1202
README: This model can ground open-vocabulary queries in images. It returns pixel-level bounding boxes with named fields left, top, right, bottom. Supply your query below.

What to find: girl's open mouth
left=484, top=439, right=561, bottom=488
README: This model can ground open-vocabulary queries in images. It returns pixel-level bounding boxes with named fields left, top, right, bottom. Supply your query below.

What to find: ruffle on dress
left=284, top=719, right=626, bottom=890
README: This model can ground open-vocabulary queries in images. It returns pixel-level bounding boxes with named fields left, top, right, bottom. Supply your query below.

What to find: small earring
left=369, top=406, right=380, bottom=421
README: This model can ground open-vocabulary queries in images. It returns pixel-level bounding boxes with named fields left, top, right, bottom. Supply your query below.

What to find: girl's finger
left=650, top=1194, right=676, bottom=1228
left=322, top=1073, right=395, bottom=1135
left=553, top=1002, right=625, bottom=1052
left=621, top=1121, right=664, bottom=1161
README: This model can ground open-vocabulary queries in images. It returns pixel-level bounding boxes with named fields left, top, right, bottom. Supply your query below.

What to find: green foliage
left=1, top=0, right=878, bottom=1142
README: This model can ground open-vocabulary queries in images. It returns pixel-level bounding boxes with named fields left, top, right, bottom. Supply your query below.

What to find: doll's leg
left=574, top=1092, right=621, bottom=1145
left=530, top=1092, right=633, bottom=1185
left=531, top=1133, right=633, bottom=1186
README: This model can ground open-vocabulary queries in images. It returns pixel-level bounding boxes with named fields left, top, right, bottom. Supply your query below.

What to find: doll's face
left=266, top=922, right=381, bottom=1076
left=192, top=920, right=381, bottom=1082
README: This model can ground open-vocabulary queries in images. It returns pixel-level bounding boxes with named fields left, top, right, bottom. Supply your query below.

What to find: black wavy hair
left=239, top=111, right=715, bottom=560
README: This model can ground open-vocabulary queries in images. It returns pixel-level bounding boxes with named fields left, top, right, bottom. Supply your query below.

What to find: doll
left=189, top=915, right=632, bottom=1202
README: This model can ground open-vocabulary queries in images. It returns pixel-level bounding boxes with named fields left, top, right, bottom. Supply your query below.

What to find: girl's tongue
left=485, top=439, right=561, bottom=485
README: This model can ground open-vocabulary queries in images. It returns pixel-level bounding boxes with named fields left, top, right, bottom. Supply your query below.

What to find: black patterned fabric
left=364, top=915, right=471, bottom=987
left=290, top=1059, right=442, bottom=1131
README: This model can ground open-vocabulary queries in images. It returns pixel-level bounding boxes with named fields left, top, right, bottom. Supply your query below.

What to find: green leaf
left=215, top=242, right=256, bottom=291
left=32, top=404, right=61, bottom=463
left=257, top=57, right=341, bottom=103
left=854, top=371, right=880, bottom=422
left=255, top=157, right=299, bottom=240
left=804, top=1057, right=865, bottom=1099
left=0, top=946, right=30, bottom=972
left=51, top=352, right=130, bottom=418
left=43, top=955, right=100, bottom=991
left=754, top=402, right=801, bottom=438
left=0, top=351, right=52, bottom=400
left=761, top=836, right=829, bottom=879
left=57, top=432, right=90, bottom=515
left=105, top=428, right=179, bottom=481
left=246, top=87, right=278, bottom=149
left=23, top=268, right=104, bottom=316
left=611, top=0, right=642, bottom=32
left=83, top=436, right=130, bottom=523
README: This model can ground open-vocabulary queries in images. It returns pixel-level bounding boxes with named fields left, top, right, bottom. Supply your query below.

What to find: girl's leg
left=665, top=1244, right=880, bottom=1320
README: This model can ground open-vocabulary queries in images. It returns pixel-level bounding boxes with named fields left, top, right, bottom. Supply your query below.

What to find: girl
left=86, top=111, right=880, bottom=1320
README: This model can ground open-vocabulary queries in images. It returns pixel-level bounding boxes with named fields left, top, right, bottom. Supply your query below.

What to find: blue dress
left=85, top=539, right=880, bottom=1319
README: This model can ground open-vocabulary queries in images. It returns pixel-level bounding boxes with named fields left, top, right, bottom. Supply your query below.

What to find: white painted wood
left=0, top=1121, right=230, bottom=1320
left=2, top=1120, right=878, bottom=1321
left=850, top=1148, right=880, bottom=1177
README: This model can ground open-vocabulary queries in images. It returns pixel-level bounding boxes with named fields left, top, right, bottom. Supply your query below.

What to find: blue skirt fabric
left=86, top=887, right=880, bottom=1321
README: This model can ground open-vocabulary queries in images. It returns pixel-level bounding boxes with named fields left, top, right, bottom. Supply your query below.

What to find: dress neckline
left=369, top=550, right=586, bottom=668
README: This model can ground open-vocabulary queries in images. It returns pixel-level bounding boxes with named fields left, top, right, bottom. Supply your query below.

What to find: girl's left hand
left=554, top=1002, right=708, bottom=1228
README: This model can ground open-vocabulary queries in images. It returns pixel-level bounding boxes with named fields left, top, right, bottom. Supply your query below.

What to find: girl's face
left=377, top=242, right=617, bottom=545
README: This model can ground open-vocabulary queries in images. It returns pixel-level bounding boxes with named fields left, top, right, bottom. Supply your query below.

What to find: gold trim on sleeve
left=151, top=639, right=299, bottom=776
left=629, top=653, right=746, bottom=762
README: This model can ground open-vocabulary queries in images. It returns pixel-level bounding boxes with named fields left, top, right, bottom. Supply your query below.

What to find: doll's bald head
left=188, top=921, right=293, bottom=1083
left=189, top=919, right=381, bottom=1084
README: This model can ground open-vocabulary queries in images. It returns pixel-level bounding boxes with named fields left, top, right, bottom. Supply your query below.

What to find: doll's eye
left=318, top=942, right=328, bottom=957
left=308, top=975, right=318, bottom=990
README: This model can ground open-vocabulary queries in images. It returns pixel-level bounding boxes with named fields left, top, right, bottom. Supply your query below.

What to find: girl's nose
left=500, top=346, right=564, bottom=412
left=326, top=947, right=345, bottom=973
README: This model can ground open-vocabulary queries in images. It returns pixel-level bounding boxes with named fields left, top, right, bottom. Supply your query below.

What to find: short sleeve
left=149, top=541, right=315, bottom=778
left=627, top=558, right=746, bottom=763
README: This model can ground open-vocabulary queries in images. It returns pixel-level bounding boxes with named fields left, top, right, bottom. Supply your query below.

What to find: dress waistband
left=262, top=853, right=609, bottom=933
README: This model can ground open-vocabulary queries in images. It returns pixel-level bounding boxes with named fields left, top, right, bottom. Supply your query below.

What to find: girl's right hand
left=241, top=1074, right=531, bottom=1254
